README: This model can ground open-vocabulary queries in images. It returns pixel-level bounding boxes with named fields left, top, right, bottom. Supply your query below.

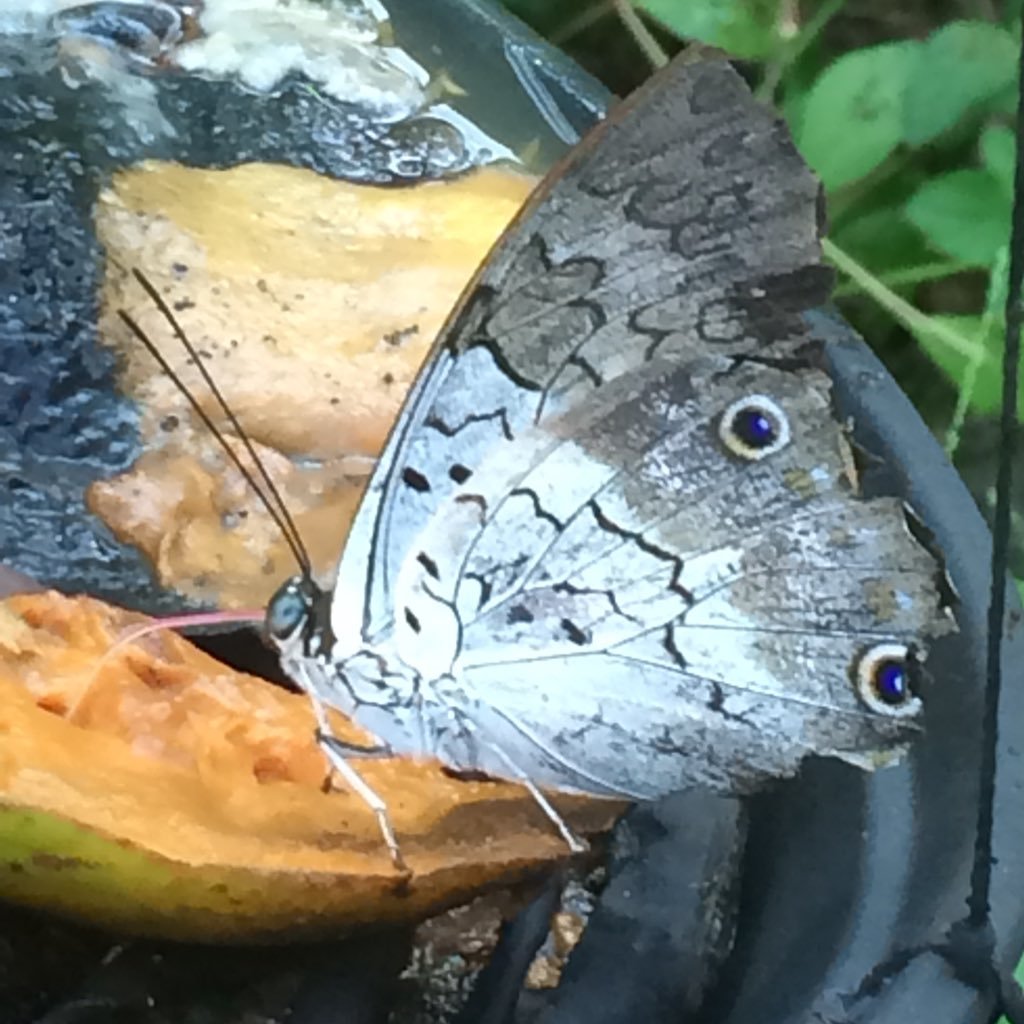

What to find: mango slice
left=0, top=161, right=619, bottom=941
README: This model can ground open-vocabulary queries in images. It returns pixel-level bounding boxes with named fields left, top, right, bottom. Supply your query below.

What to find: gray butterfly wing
left=410, top=359, right=948, bottom=796
left=332, top=55, right=829, bottom=650
left=329, top=54, right=952, bottom=796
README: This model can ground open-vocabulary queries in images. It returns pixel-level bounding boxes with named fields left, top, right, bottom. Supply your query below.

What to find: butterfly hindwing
left=391, top=355, right=947, bottom=795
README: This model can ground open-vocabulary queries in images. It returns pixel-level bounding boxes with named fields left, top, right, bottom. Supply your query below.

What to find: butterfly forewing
left=314, top=54, right=952, bottom=803
left=339, top=57, right=829, bottom=642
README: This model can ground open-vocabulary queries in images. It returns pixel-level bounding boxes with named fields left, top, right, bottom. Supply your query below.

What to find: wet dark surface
left=0, top=43, right=153, bottom=607
left=0, top=0, right=603, bottom=613
left=0, top=900, right=414, bottom=1024
left=517, top=792, right=746, bottom=1024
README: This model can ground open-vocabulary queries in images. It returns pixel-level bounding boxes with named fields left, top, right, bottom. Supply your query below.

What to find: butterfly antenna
left=118, top=271, right=313, bottom=580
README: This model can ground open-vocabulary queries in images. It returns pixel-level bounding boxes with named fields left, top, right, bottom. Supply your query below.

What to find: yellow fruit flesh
left=0, top=593, right=622, bottom=941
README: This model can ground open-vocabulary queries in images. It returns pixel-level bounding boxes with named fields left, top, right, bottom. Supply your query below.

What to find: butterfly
left=153, top=50, right=952, bottom=872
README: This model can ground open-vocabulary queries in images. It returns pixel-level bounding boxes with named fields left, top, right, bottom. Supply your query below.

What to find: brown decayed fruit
left=0, top=592, right=623, bottom=941
left=89, top=160, right=536, bottom=608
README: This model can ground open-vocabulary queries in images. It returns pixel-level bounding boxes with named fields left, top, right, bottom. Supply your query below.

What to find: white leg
left=318, top=731, right=408, bottom=873
left=308, top=689, right=334, bottom=735
left=449, top=710, right=588, bottom=855
left=303, top=686, right=406, bottom=872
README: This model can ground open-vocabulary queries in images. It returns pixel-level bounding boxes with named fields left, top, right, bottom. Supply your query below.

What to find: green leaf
left=832, top=206, right=933, bottom=275
left=912, top=314, right=1011, bottom=414
left=981, top=124, right=1017, bottom=196
left=903, top=21, right=1018, bottom=145
left=904, top=169, right=1011, bottom=265
left=635, top=0, right=783, bottom=58
left=797, top=42, right=919, bottom=190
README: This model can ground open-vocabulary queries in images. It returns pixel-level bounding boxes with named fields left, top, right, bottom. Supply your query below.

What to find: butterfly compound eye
left=265, top=579, right=309, bottom=643
left=718, top=394, right=791, bottom=460
left=852, top=642, right=922, bottom=718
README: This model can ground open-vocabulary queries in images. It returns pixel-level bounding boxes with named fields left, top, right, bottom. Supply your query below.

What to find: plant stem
left=946, top=247, right=1009, bottom=456
left=612, top=0, right=668, bottom=67
left=823, top=237, right=979, bottom=360
left=551, top=0, right=615, bottom=45
left=757, top=0, right=848, bottom=101
left=832, top=260, right=970, bottom=296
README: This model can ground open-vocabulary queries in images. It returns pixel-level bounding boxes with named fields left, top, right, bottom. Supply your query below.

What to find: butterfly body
left=265, top=53, right=954, bottom=858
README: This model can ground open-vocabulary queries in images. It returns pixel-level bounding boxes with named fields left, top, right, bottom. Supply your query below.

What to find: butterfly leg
left=316, top=731, right=408, bottom=873
left=315, top=735, right=392, bottom=796
left=447, top=709, right=588, bottom=855
left=321, top=737, right=394, bottom=758
left=306, top=694, right=407, bottom=872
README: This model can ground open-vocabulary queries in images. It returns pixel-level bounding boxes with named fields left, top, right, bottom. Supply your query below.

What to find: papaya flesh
left=0, top=591, right=624, bottom=942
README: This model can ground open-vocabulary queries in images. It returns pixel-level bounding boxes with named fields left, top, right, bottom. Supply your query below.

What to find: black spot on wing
left=449, top=463, right=472, bottom=484
left=560, top=618, right=591, bottom=646
left=404, top=607, right=421, bottom=633
left=401, top=467, right=431, bottom=493
left=416, top=552, right=440, bottom=580
left=507, top=604, right=535, bottom=625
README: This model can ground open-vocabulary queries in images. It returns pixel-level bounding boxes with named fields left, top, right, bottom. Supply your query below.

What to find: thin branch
left=823, top=237, right=981, bottom=360
left=612, top=0, right=668, bottom=68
